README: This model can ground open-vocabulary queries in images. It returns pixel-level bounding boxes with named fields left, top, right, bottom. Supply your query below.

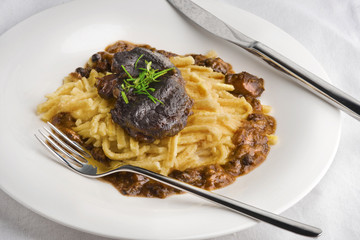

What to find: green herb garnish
left=120, top=55, right=174, bottom=104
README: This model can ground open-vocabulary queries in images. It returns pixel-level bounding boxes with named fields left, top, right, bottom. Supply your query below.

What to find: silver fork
left=35, top=122, right=322, bottom=238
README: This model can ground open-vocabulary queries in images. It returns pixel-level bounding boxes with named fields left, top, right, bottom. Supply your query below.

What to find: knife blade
left=167, top=0, right=360, bottom=121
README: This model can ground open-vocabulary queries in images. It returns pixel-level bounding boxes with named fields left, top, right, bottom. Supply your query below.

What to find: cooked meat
left=113, top=172, right=150, bottom=196
left=96, top=74, right=118, bottom=99
left=50, top=112, right=84, bottom=145
left=88, top=51, right=114, bottom=73
left=156, top=49, right=178, bottom=58
left=90, top=147, right=111, bottom=166
left=190, top=54, right=234, bottom=74
left=111, top=47, right=175, bottom=79
left=169, top=168, right=203, bottom=187
left=170, top=165, right=234, bottom=190
left=103, top=172, right=180, bottom=198
left=75, top=67, right=91, bottom=78
left=103, top=47, right=193, bottom=143
left=225, top=113, right=276, bottom=176
left=245, top=97, right=262, bottom=112
left=50, top=112, right=76, bottom=128
left=225, top=72, right=264, bottom=98
left=247, top=113, right=276, bottom=134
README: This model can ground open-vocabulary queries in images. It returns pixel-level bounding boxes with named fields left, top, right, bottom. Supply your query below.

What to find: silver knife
left=167, top=0, right=324, bottom=237
left=167, top=0, right=360, bottom=121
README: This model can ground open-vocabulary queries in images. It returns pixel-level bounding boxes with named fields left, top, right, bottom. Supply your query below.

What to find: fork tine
left=42, top=127, right=88, bottom=163
left=35, top=133, right=82, bottom=171
left=47, top=122, right=91, bottom=158
left=38, top=129, right=84, bottom=166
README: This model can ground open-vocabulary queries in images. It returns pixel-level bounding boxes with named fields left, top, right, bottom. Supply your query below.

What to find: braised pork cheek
left=98, top=47, right=193, bottom=143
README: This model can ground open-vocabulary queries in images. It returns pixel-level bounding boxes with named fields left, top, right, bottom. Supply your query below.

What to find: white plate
left=0, top=0, right=341, bottom=239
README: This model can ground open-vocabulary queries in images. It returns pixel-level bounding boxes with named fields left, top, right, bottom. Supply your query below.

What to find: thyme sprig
left=120, top=55, right=174, bottom=104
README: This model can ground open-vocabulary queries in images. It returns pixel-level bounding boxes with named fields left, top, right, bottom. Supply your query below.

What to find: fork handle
left=119, top=165, right=322, bottom=237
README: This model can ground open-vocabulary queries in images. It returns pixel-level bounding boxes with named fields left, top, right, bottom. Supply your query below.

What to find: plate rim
left=0, top=0, right=342, bottom=239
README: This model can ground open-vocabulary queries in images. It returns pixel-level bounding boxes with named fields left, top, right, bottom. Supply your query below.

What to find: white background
left=1, top=0, right=359, bottom=239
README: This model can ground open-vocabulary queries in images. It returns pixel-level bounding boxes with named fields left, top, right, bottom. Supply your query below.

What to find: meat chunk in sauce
left=225, top=72, right=264, bottom=98
left=190, top=54, right=234, bottom=75
left=224, top=113, right=276, bottom=176
left=170, top=165, right=235, bottom=190
left=89, top=52, right=114, bottom=73
left=103, top=172, right=180, bottom=198
left=96, top=74, right=118, bottom=99
left=90, top=147, right=111, bottom=166
left=50, top=112, right=84, bottom=145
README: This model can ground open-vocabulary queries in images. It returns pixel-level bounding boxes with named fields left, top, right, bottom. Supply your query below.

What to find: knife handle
left=243, top=41, right=360, bottom=120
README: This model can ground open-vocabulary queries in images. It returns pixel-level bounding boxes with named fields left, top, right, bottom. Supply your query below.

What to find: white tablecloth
left=1, top=0, right=359, bottom=239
